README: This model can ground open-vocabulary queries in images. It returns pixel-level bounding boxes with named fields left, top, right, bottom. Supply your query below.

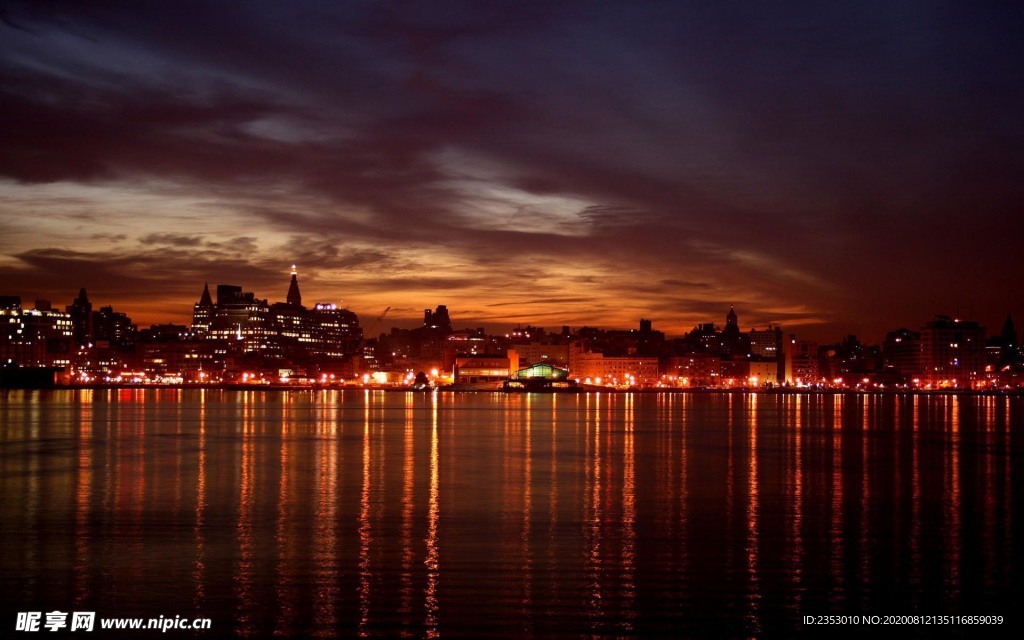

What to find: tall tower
left=191, top=282, right=214, bottom=336
left=725, top=306, right=738, bottom=332
left=721, top=305, right=749, bottom=358
left=287, top=265, right=302, bottom=307
left=67, top=287, right=93, bottom=346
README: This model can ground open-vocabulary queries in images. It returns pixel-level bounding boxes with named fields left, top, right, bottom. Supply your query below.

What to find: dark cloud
left=487, top=297, right=594, bottom=308
left=140, top=233, right=203, bottom=247
left=1, top=1, right=1022, bottom=339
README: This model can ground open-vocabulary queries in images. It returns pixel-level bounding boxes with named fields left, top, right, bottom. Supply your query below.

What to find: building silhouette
left=191, top=283, right=214, bottom=336
left=67, top=288, right=93, bottom=347
left=920, top=316, right=984, bottom=387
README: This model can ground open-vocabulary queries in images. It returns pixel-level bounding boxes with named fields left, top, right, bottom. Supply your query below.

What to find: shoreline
left=3, top=383, right=1022, bottom=396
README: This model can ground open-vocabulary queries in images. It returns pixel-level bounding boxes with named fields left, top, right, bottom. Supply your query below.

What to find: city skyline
left=2, top=267, right=1014, bottom=346
left=2, top=2, right=1023, bottom=340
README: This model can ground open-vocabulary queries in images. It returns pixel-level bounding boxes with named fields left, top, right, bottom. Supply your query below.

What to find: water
left=1, top=389, right=1022, bottom=637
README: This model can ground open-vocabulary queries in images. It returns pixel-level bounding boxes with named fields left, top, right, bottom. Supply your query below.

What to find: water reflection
left=424, top=394, right=439, bottom=639
left=947, top=396, right=962, bottom=605
left=0, top=390, right=1022, bottom=637
left=358, top=395, right=372, bottom=637
left=312, top=395, right=339, bottom=638
left=621, top=393, right=636, bottom=634
left=193, top=393, right=207, bottom=615
left=746, top=393, right=761, bottom=635
left=399, top=393, right=416, bottom=632
left=235, top=392, right=255, bottom=636
left=73, top=395, right=93, bottom=608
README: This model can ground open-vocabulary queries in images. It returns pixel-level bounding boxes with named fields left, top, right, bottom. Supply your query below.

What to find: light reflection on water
left=1, top=389, right=1023, bottom=637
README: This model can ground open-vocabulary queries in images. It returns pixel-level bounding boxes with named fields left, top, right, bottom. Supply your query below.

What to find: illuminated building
left=512, top=342, right=570, bottom=368
left=4, top=293, right=135, bottom=376
left=269, top=267, right=310, bottom=350
left=208, top=284, right=270, bottom=352
left=189, top=269, right=362, bottom=374
left=286, top=265, right=302, bottom=306
left=749, top=325, right=783, bottom=359
left=1, top=297, right=73, bottom=368
left=662, top=354, right=719, bottom=386
left=504, top=362, right=575, bottom=391
left=309, top=303, right=362, bottom=359
left=784, top=336, right=819, bottom=385
left=191, top=282, right=214, bottom=336
left=747, top=360, right=778, bottom=386
left=920, top=316, right=984, bottom=387
left=453, top=353, right=518, bottom=387
left=749, top=325, right=784, bottom=384
left=93, top=305, right=137, bottom=348
left=569, top=342, right=659, bottom=386
left=442, top=329, right=488, bottom=371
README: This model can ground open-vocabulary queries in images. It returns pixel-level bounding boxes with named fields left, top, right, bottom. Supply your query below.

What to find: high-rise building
left=286, top=265, right=302, bottom=307
left=270, top=265, right=312, bottom=351
left=636, top=319, right=665, bottom=357
left=191, top=283, right=214, bottom=336
left=749, top=325, right=783, bottom=383
left=309, top=303, right=362, bottom=359
left=749, top=326, right=782, bottom=359
left=66, top=288, right=93, bottom=346
left=784, top=336, right=819, bottom=384
left=93, top=305, right=136, bottom=348
left=424, top=305, right=452, bottom=332
left=1, top=297, right=73, bottom=368
left=987, top=315, right=1020, bottom=367
left=920, top=316, right=984, bottom=387
left=208, top=285, right=270, bottom=351
left=883, top=328, right=921, bottom=381
left=720, top=306, right=751, bottom=358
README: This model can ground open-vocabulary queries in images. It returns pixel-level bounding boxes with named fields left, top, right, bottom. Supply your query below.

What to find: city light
left=1, top=287, right=1021, bottom=391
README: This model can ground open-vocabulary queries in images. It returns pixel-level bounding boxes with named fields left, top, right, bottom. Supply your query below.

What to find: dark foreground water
left=1, top=389, right=1022, bottom=637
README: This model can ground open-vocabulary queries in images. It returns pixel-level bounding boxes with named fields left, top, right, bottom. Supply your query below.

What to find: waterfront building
left=1, top=297, right=73, bottom=368
left=504, top=362, right=574, bottom=390
left=190, top=269, right=362, bottom=371
left=748, top=360, right=778, bottom=386
left=882, top=328, right=921, bottom=381
left=569, top=342, right=659, bottom=386
left=453, top=353, right=518, bottom=387
left=818, top=335, right=883, bottom=382
left=784, top=336, right=820, bottom=385
left=309, top=303, right=362, bottom=360
left=208, top=284, right=271, bottom=352
left=919, top=316, right=985, bottom=387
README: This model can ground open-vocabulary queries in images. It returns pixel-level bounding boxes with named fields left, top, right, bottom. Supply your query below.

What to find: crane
left=354, top=307, right=390, bottom=363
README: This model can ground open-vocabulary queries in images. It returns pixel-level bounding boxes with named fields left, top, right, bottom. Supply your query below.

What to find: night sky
left=2, top=1, right=1022, bottom=341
